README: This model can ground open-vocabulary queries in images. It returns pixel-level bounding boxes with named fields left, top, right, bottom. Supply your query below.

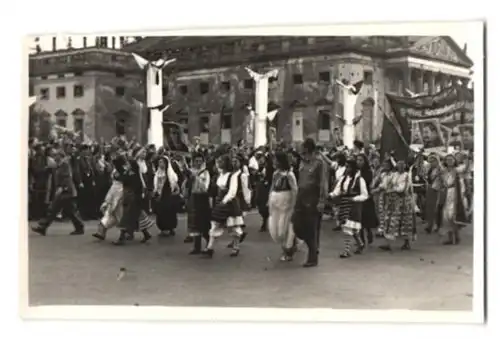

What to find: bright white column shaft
left=342, top=89, right=357, bottom=149
left=254, top=78, right=268, bottom=148
left=145, top=65, right=164, bottom=148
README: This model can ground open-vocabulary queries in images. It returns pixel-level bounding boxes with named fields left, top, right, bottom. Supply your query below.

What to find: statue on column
left=245, top=67, right=279, bottom=148
left=132, top=53, right=176, bottom=148
left=335, top=79, right=364, bottom=149
left=244, top=104, right=279, bottom=147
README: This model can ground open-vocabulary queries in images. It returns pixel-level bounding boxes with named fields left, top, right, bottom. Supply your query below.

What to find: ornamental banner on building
left=381, top=84, right=474, bottom=159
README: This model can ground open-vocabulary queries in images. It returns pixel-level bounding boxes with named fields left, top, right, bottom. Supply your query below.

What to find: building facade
left=29, top=47, right=147, bottom=142
left=29, top=36, right=473, bottom=145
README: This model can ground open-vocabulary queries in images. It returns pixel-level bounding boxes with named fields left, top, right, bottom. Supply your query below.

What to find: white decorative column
left=336, top=80, right=361, bottom=149
left=132, top=53, right=175, bottom=148
left=246, top=67, right=279, bottom=148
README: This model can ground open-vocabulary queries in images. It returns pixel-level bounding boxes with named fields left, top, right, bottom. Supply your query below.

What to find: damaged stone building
left=29, top=36, right=473, bottom=144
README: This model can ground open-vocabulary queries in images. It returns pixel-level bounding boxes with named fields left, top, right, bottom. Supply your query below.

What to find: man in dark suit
left=31, top=149, right=85, bottom=236
left=292, top=138, right=328, bottom=267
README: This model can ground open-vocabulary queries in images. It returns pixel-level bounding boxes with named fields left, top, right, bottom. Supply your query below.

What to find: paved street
left=28, top=212, right=473, bottom=310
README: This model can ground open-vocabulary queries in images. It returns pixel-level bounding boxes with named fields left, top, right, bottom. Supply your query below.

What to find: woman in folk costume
left=423, top=153, right=443, bottom=234
left=92, top=153, right=125, bottom=241
left=136, top=147, right=155, bottom=214
left=113, top=148, right=154, bottom=245
left=330, top=159, right=369, bottom=258
left=371, top=158, right=394, bottom=237
left=379, top=159, right=415, bottom=251
left=255, top=151, right=274, bottom=232
left=439, top=154, right=469, bottom=245
left=409, top=150, right=428, bottom=217
left=184, top=152, right=212, bottom=254
left=93, top=145, right=113, bottom=218
left=153, top=155, right=180, bottom=237
left=227, top=154, right=252, bottom=248
left=318, top=151, right=346, bottom=228
left=202, top=155, right=244, bottom=258
left=268, top=151, right=298, bottom=261
left=355, top=154, right=379, bottom=246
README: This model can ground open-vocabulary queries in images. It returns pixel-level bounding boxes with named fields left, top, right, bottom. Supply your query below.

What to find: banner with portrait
left=382, top=84, right=474, bottom=158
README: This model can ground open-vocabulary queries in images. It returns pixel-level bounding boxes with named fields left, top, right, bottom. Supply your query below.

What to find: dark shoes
left=92, top=233, right=105, bottom=240
left=302, top=261, right=318, bottom=267
left=401, top=240, right=411, bottom=250
left=201, top=248, right=214, bottom=258
left=140, top=231, right=152, bottom=243
left=339, top=251, right=351, bottom=259
left=31, top=225, right=46, bottom=236
left=379, top=245, right=392, bottom=252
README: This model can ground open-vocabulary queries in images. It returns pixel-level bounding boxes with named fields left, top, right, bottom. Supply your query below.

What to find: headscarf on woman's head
left=427, top=152, right=441, bottom=166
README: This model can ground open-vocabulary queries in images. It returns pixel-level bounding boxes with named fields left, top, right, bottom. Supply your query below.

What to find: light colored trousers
left=268, top=191, right=295, bottom=249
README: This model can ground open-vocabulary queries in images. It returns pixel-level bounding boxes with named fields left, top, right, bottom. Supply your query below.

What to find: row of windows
left=185, top=110, right=336, bottom=133
left=38, top=70, right=124, bottom=80
left=37, top=70, right=374, bottom=100
left=39, top=85, right=84, bottom=100
left=163, top=70, right=374, bottom=96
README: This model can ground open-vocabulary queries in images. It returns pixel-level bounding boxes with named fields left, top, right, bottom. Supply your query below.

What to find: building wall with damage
left=163, top=53, right=390, bottom=145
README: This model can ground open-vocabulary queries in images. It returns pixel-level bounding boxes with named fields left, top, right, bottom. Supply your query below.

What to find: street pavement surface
left=28, top=212, right=473, bottom=310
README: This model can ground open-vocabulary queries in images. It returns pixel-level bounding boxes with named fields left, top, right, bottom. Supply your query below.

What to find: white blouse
left=217, top=172, right=238, bottom=204
left=231, top=169, right=252, bottom=205
left=330, top=173, right=369, bottom=202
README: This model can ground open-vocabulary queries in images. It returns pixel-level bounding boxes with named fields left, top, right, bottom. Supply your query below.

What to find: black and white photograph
left=20, top=21, right=484, bottom=324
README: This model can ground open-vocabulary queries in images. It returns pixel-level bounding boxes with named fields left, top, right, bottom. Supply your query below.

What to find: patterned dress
left=372, top=170, right=392, bottom=233
left=100, top=169, right=124, bottom=229
left=440, top=169, right=469, bottom=234
left=383, top=171, right=414, bottom=240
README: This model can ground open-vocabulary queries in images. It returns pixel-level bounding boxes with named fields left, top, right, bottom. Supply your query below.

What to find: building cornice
left=385, top=56, right=472, bottom=78
left=29, top=47, right=130, bottom=59
left=29, top=37, right=473, bottom=78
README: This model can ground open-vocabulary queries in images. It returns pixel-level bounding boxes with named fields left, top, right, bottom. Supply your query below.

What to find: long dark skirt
left=118, top=188, right=141, bottom=234
left=361, top=197, right=379, bottom=229
left=256, top=183, right=270, bottom=218
left=155, top=195, right=178, bottom=232
left=187, top=193, right=211, bottom=237
left=211, top=196, right=241, bottom=224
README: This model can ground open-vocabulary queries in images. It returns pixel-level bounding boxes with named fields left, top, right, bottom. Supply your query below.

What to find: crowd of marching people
left=28, top=134, right=474, bottom=267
